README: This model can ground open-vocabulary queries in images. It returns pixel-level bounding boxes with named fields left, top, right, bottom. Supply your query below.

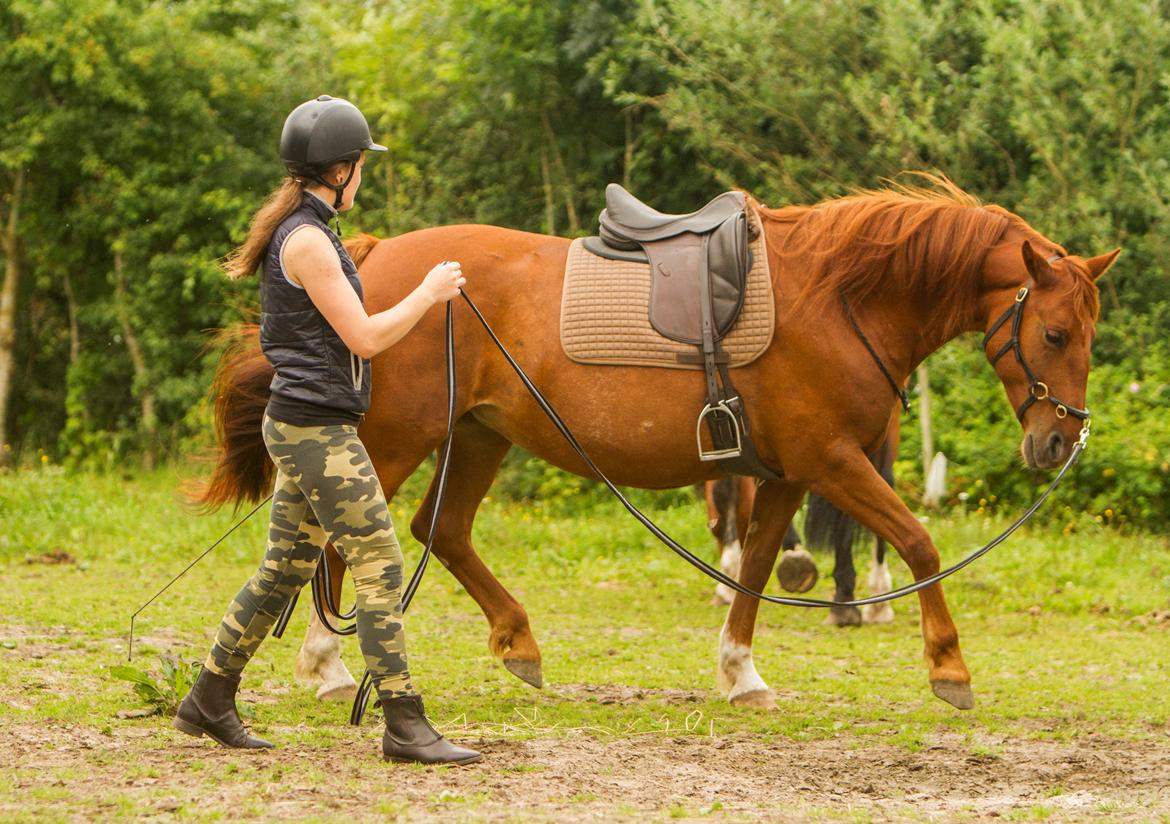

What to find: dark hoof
left=931, top=680, right=975, bottom=710
left=776, top=549, right=818, bottom=593
left=824, top=605, right=862, bottom=627
left=503, top=658, right=543, bottom=689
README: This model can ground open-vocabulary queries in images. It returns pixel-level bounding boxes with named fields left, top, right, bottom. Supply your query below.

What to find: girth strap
left=696, top=236, right=782, bottom=480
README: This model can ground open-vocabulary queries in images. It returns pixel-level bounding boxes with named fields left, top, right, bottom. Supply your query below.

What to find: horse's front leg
left=717, top=479, right=807, bottom=709
left=812, top=451, right=973, bottom=709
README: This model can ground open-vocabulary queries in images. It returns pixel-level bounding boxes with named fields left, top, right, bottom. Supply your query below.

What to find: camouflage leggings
left=204, top=413, right=413, bottom=700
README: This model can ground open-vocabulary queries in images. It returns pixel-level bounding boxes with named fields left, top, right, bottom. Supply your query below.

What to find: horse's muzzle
left=1021, top=428, right=1070, bottom=470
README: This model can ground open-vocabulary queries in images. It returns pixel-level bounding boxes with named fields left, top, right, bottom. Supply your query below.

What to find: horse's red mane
left=755, top=174, right=1098, bottom=337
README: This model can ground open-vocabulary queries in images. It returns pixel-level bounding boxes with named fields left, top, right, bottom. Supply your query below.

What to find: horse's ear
left=1021, top=240, right=1058, bottom=289
left=1084, top=248, right=1121, bottom=281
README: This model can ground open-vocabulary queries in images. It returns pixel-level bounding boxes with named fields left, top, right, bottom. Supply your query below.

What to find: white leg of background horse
left=712, top=539, right=741, bottom=606
left=295, top=607, right=358, bottom=701
left=862, top=545, right=895, bottom=624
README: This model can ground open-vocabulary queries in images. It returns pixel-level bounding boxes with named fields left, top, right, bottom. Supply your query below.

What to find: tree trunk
left=623, top=110, right=635, bottom=191
left=541, top=109, right=579, bottom=234
left=384, top=151, right=397, bottom=234
left=917, top=363, right=933, bottom=472
left=540, top=146, right=556, bottom=236
left=0, top=168, right=24, bottom=468
left=62, top=269, right=80, bottom=365
left=114, top=247, right=157, bottom=471
left=918, top=363, right=946, bottom=508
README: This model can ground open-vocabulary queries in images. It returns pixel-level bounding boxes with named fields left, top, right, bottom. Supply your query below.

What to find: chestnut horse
left=200, top=178, right=1117, bottom=711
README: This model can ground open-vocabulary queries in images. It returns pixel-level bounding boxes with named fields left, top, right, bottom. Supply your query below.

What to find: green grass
left=1, top=462, right=1168, bottom=821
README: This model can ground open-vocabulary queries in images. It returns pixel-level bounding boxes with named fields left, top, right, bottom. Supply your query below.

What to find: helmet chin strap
left=313, top=160, right=357, bottom=210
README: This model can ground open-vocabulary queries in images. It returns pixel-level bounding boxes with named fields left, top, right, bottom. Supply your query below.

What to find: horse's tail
left=345, top=233, right=381, bottom=267
left=805, top=493, right=860, bottom=551
left=805, top=438, right=897, bottom=553
left=186, top=323, right=274, bottom=512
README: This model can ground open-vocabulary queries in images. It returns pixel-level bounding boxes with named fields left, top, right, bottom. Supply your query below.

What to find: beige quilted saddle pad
left=559, top=208, right=774, bottom=369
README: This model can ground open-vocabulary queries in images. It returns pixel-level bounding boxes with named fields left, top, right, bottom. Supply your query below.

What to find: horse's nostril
left=1047, top=432, right=1065, bottom=459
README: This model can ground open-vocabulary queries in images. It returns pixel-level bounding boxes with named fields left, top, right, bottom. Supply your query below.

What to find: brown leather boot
left=173, top=668, right=274, bottom=749
left=381, top=694, right=481, bottom=765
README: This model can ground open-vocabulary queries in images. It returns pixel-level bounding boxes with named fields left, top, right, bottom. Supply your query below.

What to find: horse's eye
left=1044, top=329, right=1067, bottom=347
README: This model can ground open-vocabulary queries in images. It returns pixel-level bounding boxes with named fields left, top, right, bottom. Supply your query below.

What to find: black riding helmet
left=280, top=95, right=387, bottom=208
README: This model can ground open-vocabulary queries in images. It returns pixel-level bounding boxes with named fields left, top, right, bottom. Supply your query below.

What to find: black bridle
left=982, top=259, right=1091, bottom=424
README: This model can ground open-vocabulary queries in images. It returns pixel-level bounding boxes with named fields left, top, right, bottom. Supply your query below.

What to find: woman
left=174, top=95, right=480, bottom=765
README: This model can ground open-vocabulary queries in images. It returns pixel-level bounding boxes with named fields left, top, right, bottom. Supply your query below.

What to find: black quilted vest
left=260, top=192, right=371, bottom=426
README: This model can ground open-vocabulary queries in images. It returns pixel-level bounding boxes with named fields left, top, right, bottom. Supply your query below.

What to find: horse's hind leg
left=411, top=416, right=543, bottom=688
left=718, top=479, right=807, bottom=709
left=295, top=602, right=358, bottom=700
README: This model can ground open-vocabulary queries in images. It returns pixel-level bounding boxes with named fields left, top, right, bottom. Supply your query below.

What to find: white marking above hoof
left=862, top=602, right=895, bottom=624
left=717, top=623, right=771, bottom=704
left=864, top=553, right=894, bottom=624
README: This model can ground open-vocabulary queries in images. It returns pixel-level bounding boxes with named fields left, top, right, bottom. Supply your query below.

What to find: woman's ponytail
left=221, top=177, right=305, bottom=281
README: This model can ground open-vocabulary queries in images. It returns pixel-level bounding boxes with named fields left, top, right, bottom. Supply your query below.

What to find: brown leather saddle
left=581, top=184, right=780, bottom=480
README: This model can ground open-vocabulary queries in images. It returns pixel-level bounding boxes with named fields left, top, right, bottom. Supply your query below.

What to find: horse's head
left=983, top=240, right=1119, bottom=469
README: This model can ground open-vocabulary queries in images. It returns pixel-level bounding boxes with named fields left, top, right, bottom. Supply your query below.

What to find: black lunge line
left=349, top=286, right=1089, bottom=721
left=128, top=495, right=272, bottom=661
left=456, top=288, right=1090, bottom=609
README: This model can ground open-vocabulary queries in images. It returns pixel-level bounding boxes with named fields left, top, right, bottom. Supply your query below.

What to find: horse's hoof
left=862, top=603, right=895, bottom=624
left=316, top=681, right=358, bottom=702
left=824, top=605, right=862, bottom=627
left=776, top=549, right=817, bottom=593
left=931, top=680, right=975, bottom=710
left=729, top=689, right=776, bottom=710
left=503, top=658, right=543, bottom=689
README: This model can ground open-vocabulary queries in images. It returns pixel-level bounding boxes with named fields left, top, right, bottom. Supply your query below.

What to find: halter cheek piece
left=981, top=254, right=1090, bottom=423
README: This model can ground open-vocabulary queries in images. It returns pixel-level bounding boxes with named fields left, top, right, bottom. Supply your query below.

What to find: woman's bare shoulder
left=283, top=225, right=342, bottom=286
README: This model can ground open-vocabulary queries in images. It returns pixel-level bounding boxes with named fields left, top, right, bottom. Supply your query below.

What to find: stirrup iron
left=697, top=400, right=743, bottom=461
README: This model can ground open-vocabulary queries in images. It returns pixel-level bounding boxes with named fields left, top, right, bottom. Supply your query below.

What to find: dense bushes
left=2, top=0, right=1167, bottom=527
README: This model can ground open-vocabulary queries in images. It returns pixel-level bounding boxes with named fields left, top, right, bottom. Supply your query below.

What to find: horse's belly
left=473, top=366, right=727, bottom=489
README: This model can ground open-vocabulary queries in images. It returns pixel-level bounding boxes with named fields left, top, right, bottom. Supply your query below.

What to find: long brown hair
left=221, top=177, right=306, bottom=280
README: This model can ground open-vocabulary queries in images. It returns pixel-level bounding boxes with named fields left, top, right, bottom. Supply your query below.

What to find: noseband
left=982, top=255, right=1090, bottom=423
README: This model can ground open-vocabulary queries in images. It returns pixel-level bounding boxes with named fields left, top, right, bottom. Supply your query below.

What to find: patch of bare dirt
left=2, top=720, right=1168, bottom=822
left=24, top=549, right=76, bottom=565
left=552, top=682, right=709, bottom=705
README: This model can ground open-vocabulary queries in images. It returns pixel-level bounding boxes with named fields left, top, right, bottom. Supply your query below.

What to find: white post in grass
left=918, top=364, right=947, bottom=508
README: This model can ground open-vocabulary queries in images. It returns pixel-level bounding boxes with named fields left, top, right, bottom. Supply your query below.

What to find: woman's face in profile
left=338, top=152, right=367, bottom=211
